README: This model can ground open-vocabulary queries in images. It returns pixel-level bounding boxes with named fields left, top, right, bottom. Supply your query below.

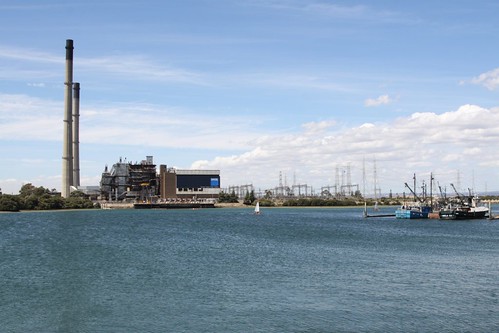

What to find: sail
left=254, top=202, right=260, bottom=214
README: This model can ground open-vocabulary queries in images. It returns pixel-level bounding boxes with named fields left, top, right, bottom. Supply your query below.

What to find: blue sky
left=1, top=0, right=498, bottom=196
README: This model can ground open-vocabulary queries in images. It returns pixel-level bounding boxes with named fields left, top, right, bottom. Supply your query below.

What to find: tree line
left=217, top=189, right=398, bottom=207
left=0, top=183, right=96, bottom=212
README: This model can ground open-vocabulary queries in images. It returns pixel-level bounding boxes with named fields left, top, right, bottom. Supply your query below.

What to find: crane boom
left=404, top=182, right=422, bottom=203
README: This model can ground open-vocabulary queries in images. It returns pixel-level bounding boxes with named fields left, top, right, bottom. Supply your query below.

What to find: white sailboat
left=254, top=201, right=260, bottom=215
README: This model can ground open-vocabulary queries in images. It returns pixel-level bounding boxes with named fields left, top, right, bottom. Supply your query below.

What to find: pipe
left=62, top=39, right=74, bottom=198
left=72, top=82, right=80, bottom=188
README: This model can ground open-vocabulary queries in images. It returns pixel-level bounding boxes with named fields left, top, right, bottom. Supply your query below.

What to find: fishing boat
left=395, top=174, right=432, bottom=219
left=439, top=197, right=488, bottom=220
left=254, top=201, right=260, bottom=215
left=395, top=204, right=431, bottom=219
left=439, top=185, right=489, bottom=220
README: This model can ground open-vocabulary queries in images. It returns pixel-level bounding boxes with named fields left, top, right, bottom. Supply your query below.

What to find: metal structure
left=100, top=157, right=158, bottom=201
left=101, top=156, right=221, bottom=201
left=291, top=184, right=309, bottom=197
left=100, top=158, right=131, bottom=201
left=227, top=184, right=254, bottom=199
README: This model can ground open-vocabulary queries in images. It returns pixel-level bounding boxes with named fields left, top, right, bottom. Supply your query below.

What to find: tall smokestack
left=72, top=82, right=80, bottom=187
left=62, top=39, right=74, bottom=198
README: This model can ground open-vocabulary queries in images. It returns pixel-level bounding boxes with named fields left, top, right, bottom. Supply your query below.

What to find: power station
left=100, top=156, right=221, bottom=202
left=61, top=40, right=221, bottom=203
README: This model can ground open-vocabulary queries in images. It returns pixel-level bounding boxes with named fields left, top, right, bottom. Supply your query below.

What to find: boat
left=395, top=204, right=431, bottom=219
left=395, top=174, right=432, bottom=219
left=254, top=201, right=260, bottom=215
left=439, top=196, right=489, bottom=220
left=439, top=185, right=489, bottom=220
left=439, top=205, right=488, bottom=220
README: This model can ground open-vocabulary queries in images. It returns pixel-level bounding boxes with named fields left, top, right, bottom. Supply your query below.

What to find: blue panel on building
left=177, top=174, right=220, bottom=189
left=210, top=178, right=219, bottom=187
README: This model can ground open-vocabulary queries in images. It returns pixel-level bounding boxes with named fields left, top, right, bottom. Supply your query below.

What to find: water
left=1, top=207, right=498, bottom=332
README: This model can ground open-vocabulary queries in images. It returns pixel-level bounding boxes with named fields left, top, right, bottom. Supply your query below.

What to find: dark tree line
left=217, top=190, right=239, bottom=203
left=0, top=183, right=96, bottom=212
left=283, top=198, right=361, bottom=207
left=217, top=190, right=259, bottom=205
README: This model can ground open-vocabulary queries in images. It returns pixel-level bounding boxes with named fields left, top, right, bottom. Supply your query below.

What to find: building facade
left=100, top=156, right=220, bottom=201
left=160, top=168, right=220, bottom=200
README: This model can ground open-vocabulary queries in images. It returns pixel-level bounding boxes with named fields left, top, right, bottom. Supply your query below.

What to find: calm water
left=1, top=207, right=498, bottom=332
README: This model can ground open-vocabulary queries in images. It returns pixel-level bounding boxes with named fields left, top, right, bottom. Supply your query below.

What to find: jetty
left=134, top=202, right=215, bottom=209
left=100, top=202, right=134, bottom=209
left=363, top=202, right=395, bottom=218
left=364, top=213, right=396, bottom=218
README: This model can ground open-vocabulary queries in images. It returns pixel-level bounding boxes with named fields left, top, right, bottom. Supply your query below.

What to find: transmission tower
left=362, top=157, right=366, bottom=198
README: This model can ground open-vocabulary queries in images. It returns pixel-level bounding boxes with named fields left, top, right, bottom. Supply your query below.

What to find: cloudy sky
left=1, top=0, right=498, bottom=196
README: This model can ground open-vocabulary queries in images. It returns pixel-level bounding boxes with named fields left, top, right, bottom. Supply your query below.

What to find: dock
left=134, top=202, right=216, bottom=209
left=364, top=213, right=396, bottom=218
left=362, top=202, right=395, bottom=218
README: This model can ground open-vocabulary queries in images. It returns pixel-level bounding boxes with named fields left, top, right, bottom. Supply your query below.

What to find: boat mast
left=413, top=173, right=417, bottom=202
left=405, top=175, right=423, bottom=203
left=450, top=183, right=463, bottom=203
left=430, top=173, right=433, bottom=209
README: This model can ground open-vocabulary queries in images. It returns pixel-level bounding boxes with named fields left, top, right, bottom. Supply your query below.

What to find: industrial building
left=60, top=40, right=220, bottom=203
left=100, top=156, right=220, bottom=201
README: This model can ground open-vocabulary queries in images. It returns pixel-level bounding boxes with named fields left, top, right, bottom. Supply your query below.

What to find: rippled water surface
left=1, top=207, right=498, bottom=332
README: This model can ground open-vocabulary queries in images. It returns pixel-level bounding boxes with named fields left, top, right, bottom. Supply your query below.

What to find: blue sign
left=210, top=178, right=219, bottom=187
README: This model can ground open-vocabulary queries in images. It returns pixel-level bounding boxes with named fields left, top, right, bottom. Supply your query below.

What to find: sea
left=1, top=206, right=498, bottom=332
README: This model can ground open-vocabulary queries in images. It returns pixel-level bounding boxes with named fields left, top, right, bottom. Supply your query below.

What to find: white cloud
left=0, top=45, right=205, bottom=85
left=2, top=93, right=499, bottom=194
left=241, top=72, right=353, bottom=92
left=0, top=93, right=262, bottom=150
left=471, top=68, right=499, bottom=90
left=305, top=3, right=368, bottom=18
left=249, top=1, right=409, bottom=24
left=365, top=94, right=391, bottom=107
left=27, top=82, right=46, bottom=87
left=80, top=55, right=204, bottom=84
left=191, top=104, right=499, bottom=193
left=301, top=120, right=336, bottom=134
left=0, top=45, right=60, bottom=63
left=0, top=93, right=61, bottom=141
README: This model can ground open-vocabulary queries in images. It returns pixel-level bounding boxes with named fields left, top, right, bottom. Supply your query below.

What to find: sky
left=1, top=0, right=498, bottom=196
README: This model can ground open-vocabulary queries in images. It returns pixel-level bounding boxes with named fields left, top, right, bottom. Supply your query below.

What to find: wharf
left=134, top=202, right=216, bottom=209
left=364, top=213, right=396, bottom=218
left=362, top=202, right=396, bottom=218
left=101, top=202, right=134, bottom=209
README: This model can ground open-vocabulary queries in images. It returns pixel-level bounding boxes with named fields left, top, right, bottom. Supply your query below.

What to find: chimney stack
left=72, top=82, right=80, bottom=187
left=62, top=39, right=74, bottom=198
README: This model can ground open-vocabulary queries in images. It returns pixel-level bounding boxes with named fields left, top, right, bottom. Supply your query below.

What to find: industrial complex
left=61, top=40, right=221, bottom=204
left=60, top=39, right=374, bottom=205
left=100, top=156, right=221, bottom=202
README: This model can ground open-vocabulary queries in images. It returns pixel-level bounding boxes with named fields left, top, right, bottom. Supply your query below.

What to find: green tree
left=38, top=195, right=65, bottom=210
left=19, top=183, right=49, bottom=197
left=243, top=190, right=256, bottom=205
left=0, top=195, right=21, bottom=212
left=64, top=191, right=95, bottom=209
left=16, top=183, right=95, bottom=210
left=217, top=190, right=239, bottom=203
left=18, top=183, right=51, bottom=210
left=264, top=190, right=273, bottom=200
